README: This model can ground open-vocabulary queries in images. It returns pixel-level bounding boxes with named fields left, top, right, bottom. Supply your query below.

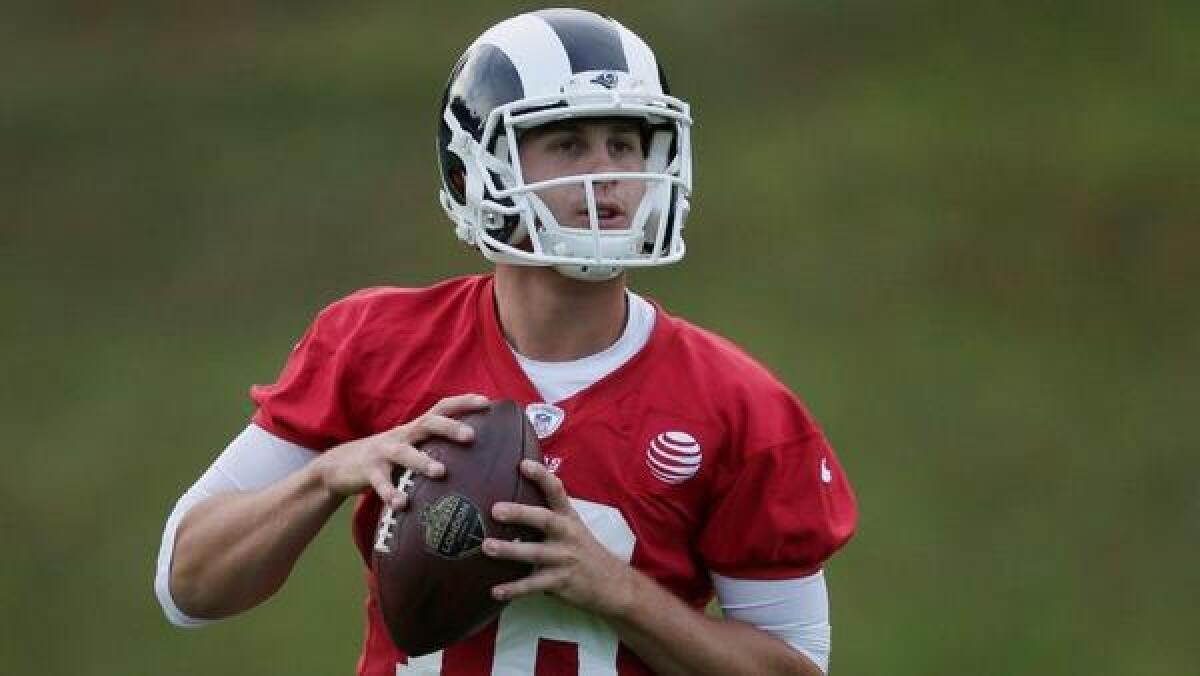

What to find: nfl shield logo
left=525, top=402, right=566, bottom=439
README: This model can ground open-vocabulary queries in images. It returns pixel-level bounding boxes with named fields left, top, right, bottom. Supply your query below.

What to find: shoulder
left=309, top=275, right=489, bottom=345
left=650, top=307, right=822, bottom=449
left=317, top=275, right=487, bottom=327
left=661, top=311, right=793, bottom=397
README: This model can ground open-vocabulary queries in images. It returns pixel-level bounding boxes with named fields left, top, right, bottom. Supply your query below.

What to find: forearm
left=610, top=570, right=822, bottom=676
left=162, top=398, right=481, bottom=624
left=169, top=462, right=343, bottom=619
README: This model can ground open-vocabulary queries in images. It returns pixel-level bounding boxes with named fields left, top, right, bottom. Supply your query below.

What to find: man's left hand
left=483, top=459, right=635, bottom=618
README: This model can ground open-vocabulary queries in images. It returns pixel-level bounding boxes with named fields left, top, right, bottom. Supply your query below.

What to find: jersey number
left=399, top=499, right=636, bottom=676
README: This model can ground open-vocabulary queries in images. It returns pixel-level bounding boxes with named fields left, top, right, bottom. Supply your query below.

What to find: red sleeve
left=249, top=298, right=364, bottom=451
left=698, top=407, right=857, bottom=579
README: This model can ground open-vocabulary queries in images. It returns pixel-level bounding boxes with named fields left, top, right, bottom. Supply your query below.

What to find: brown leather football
left=370, top=399, right=546, bottom=656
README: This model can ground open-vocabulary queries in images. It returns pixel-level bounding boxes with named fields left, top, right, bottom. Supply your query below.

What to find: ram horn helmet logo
left=646, top=431, right=702, bottom=484
left=590, top=72, right=619, bottom=89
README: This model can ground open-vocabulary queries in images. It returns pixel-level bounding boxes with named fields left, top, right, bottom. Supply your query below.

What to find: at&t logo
left=646, top=431, right=702, bottom=484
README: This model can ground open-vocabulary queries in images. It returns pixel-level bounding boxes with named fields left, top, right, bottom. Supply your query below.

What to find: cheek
left=520, top=158, right=546, bottom=184
left=517, top=146, right=558, bottom=184
left=531, top=184, right=574, bottom=217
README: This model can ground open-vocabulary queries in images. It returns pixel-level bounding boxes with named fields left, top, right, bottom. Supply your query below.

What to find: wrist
left=600, top=563, right=644, bottom=622
left=303, top=454, right=342, bottom=505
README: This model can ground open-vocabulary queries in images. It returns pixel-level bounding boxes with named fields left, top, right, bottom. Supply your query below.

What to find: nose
left=584, top=144, right=624, bottom=175
left=583, top=147, right=627, bottom=196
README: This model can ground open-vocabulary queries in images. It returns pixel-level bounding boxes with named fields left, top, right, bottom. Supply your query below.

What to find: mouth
left=578, top=202, right=627, bottom=229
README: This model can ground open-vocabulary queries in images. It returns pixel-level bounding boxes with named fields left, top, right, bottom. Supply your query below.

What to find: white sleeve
left=710, top=570, right=833, bottom=674
left=154, top=424, right=318, bottom=628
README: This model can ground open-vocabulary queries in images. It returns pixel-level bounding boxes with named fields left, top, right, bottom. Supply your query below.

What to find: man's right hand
left=313, top=393, right=490, bottom=509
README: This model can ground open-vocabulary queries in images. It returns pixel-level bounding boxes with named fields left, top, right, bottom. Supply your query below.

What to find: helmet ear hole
left=450, top=169, right=466, bottom=198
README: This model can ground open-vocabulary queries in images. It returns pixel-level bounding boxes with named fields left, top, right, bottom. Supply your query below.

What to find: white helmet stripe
left=476, top=15, right=572, bottom=103
left=614, top=21, right=663, bottom=94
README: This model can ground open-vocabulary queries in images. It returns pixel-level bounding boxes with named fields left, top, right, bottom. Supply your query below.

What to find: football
left=370, top=399, right=546, bottom=656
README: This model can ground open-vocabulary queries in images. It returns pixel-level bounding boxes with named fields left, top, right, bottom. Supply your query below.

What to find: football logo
left=646, top=431, right=702, bottom=484
left=419, top=493, right=486, bottom=560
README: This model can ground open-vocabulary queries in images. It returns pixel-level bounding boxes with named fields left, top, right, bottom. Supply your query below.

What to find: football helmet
left=437, top=8, right=693, bottom=281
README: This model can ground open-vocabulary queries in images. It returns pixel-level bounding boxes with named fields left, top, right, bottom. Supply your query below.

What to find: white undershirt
left=513, top=290, right=656, bottom=404
left=154, top=290, right=833, bottom=672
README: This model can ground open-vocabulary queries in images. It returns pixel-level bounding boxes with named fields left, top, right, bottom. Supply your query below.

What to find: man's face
left=517, top=118, right=647, bottom=231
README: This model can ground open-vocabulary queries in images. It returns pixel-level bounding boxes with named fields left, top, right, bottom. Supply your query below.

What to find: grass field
left=3, top=1, right=1198, bottom=673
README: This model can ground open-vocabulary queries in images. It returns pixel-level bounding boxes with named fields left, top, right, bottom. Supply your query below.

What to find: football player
left=155, top=8, right=857, bottom=675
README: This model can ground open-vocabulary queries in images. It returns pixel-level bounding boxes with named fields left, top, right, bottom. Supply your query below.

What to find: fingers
left=490, top=566, right=565, bottom=602
left=351, top=394, right=490, bottom=507
left=488, top=461, right=574, bottom=535
left=356, top=440, right=438, bottom=508
left=389, top=413, right=473, bottom=447
left=520, top=458, right=573, bottom=513
left=420, top=413, right=476, bottom=445
left=386, top=393, right=490, bottom=447
left=491, top=501, right=576, bottom=541
left=429, top=393, right=491, bottom=418
left=482, top=537, right=569, bottom=566
left=367, top=466, right=402, bottom=509
left=376, top=439, right=443, bottom=478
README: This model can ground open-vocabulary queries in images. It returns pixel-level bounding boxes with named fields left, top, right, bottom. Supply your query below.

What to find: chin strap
left=554, top=263, right=624, bottom=282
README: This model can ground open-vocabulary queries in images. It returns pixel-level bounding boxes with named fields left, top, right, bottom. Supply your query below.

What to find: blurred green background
left=3, top=1, right=1197, bottom=674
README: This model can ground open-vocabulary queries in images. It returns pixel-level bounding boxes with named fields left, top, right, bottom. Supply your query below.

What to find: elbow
left=155, top=561, right=216, bottom=628
left=156, top=511, right=209, bottom=627
left=159, top=536, right=287, bottom=624
left=783, top=647, right=826, bottom=676
left=155, top=514, right=230, bottom=627
left=160, top=549, right=260, bottom=624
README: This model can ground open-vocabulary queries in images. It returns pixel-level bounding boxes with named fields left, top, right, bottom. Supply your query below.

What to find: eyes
left=540, top=130, right=642, bottom=162
left=517, top=123, right=648, bottom=182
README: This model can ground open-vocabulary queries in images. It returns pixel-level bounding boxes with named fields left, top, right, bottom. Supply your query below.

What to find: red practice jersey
left=251, top=275, right=857, bottom=676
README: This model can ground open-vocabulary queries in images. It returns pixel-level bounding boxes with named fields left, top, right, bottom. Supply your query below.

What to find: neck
left=493, top=265, right=628, bottom=362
